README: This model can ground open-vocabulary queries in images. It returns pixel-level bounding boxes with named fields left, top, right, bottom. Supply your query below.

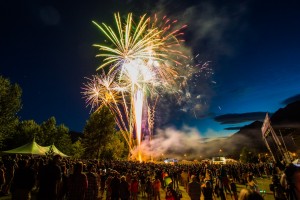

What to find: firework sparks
left=82, top=71, right=123, bottom=111
left=82, top=71, right=133, bottom=148
left=174, top=54, right=213, bottom=118
left=83, top=12, right=190, bottom=161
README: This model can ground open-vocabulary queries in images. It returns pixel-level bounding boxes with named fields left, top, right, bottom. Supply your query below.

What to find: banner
left=261, top=113, right=271, bottom=137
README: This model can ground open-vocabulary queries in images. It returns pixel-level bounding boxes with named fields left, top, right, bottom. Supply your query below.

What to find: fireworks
left=83, top=12, right=195, bottom=161
left=175, top=55, right=214, bottom=118
left=82, top=71, right=122, bottom=111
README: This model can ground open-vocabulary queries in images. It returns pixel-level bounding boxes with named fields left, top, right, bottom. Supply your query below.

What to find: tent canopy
left=43, top=144, right=69, bottom=157
left=292, top=159, right=300, bottom=167
left=2, top=140, right=69, bottom=157
left=2, top=140, right=46, bottom=155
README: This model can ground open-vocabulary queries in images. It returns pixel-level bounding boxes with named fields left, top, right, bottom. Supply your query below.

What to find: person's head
left=167, top=184, right=173, bottom=190
left=121, top=176, right=126, bottom=182
left=52, top=154, right=62, bottom=164
left=191, top=175, right=197, bottom=182
left=271, top=174, right=280, bottom=183
left=87, top=164, right=95, bottom=172
left=205, top=181, right=212, bottom=188
left=238, top=189, right=263, bottom=200
left=18, top=159, right=28, bottom=168
left=285, top=163, right=300, bottom=199
left=60, top=163, right=67, bottom=174
left=285, top=163, right=300, bottom=184
left=74, top=162, right=83, bottom=174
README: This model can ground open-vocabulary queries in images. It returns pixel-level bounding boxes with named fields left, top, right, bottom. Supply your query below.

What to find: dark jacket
left=188, top=181, right=201, bottom=200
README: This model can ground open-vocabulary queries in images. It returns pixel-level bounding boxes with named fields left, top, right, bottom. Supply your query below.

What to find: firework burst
left=83, top=12, right=190, bottom=161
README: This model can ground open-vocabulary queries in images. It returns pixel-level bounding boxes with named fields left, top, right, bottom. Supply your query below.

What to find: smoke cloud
left=130, top=125, right=251, bottom=161
left=152, top=0, right=248, bottom=58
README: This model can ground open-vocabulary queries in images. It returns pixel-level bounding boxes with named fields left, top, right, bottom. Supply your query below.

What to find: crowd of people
left=0, top=154, right=299, bottom=200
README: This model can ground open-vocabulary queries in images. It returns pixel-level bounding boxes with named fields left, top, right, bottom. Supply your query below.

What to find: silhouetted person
left=187, top=175, right=201, bottom=200
left=58, top=163, right=68, bottom=200
left=37, top=155, right=62, bottom=200
left=67, top=162, right=88, bottom=200
left=215, top=170, right=226, bottom=200
left=11, top=159, right=36, bottom=200
left=2, top=155, right=17, bottom=195
left=0, top=161, right=5, bottom=193
left=202, top=181, right=214, bottom=200
left=119, top=176, right=130, bottom=200
left=283, top=163, right=300, bottom=200
left=230, top=180, right=238, bottom=200
left=110, top=172, right=120, bottom=200
left=130, top=175, right=139, bottom=200
left=153, top=176, right=161, bottom=200
left=85, top=164, right=99, bottom=200
left=165, top=184, right=177, bottom=200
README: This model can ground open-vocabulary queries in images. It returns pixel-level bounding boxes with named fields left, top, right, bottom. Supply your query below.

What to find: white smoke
left=130, top=125, right=234, bottom=161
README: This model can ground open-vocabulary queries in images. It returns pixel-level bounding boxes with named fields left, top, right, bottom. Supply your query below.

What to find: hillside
left=203, top=101, right=300, bottom=158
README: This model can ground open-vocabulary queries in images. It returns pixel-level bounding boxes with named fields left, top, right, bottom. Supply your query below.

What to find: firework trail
left=83, top=12, right=194, bottom=161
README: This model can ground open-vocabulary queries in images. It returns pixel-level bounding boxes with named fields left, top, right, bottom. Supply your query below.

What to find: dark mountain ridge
left=202, top=101, right=300, bottom=159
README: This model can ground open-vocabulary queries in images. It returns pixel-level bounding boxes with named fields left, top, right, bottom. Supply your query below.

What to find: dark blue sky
left=1, top=0, right=300, bottom=137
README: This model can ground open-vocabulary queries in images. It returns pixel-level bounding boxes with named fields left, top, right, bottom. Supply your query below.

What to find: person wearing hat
left=187, top=175, right=201, bottom=200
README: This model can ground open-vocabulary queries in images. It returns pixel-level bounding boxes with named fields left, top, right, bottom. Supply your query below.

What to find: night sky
left=1, top=0, right=300, bottom=138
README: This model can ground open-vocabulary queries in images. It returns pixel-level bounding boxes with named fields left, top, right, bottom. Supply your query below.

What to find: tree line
left=0, top=75, right=128, bottom=160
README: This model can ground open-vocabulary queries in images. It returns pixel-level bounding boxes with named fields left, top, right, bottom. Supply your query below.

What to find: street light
left=219, top=149, right=222, bottom=156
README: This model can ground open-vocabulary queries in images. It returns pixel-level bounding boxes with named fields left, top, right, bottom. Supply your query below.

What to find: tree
left=39, top=117, right=57, bottom=145
left=82, top=106, right=116, bottom=159
left=70, top=140, right=85, bottom=159
left=54, top=124, right=73, bottom=155
left=39, top=117, right=72, bottom=155
left=0, top=76, right=22, bottom=149
left=101, top=131, right=129, bottom=160
left=240, top=147, right=259, bottom=163
left=8, top=120, right=42, bottom=148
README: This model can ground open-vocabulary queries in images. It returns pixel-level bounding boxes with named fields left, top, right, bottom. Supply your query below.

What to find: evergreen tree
left=82, top=106, right=116, bottom=159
